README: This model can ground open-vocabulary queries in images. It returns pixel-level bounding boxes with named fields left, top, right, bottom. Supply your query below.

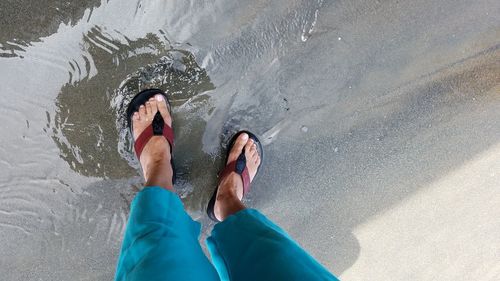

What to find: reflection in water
left=52, top=28, right=214, bottom=179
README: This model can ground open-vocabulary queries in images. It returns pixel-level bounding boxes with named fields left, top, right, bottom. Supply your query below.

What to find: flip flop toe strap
left=134, top=113, right=174, bottom=159
left=219, top=152, right=251, bottom=195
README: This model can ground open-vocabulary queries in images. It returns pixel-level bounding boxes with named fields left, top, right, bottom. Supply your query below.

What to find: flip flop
left=207, top=130, right=264, bottom=222
left=126, top=88, right=176, bottom=183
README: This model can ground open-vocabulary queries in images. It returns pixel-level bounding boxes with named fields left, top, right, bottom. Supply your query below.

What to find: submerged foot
left=213, top=133, right=262, bottom=221
left=132, top=94, right=174, bottom=189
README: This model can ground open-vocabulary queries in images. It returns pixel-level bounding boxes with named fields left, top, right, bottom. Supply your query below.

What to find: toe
left=132, top=111, right=139, bottom=121
left=227, top=133, right=249, bottom=163
left=250, top=143, right=257, bottom=153
left=244, top=139, right=261, bottom=181
left=244, top=139, right=254, bottom=156
left=150, top=98, right=159, bottom=116
left=145, top=101, right=154, bottom=120
left=156, top=94, right=172, bottom=126
left=133, top=107, right=147, bottom=140
left=250, top=149, right=258, bottom=159
left=255, top=155, right=261, bottom=166
left=139, top=105, right=146, bottom=119
left=249, top=145, right=259, bottom=163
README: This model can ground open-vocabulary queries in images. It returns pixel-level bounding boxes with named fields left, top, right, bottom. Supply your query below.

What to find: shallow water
left=1, top=0, right=499, bottom=280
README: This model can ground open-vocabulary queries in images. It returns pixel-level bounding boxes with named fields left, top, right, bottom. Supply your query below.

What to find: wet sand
left=0, top=0, right=499, bottom=280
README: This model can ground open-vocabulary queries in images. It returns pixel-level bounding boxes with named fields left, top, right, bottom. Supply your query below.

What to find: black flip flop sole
left=207, top=130, right=264, bottom=222
left=126, top=88, right=176, bottom=183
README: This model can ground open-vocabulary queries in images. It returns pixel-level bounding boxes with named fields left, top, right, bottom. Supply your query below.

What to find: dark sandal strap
left=134, top=122, right=174, bottom=159
left=218, top=152, right=251, bottom=195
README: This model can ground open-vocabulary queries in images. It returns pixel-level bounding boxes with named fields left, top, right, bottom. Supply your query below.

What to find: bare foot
left=131, top=94, right=174, bottom=190
left=213, top=133, right=262, bottom=221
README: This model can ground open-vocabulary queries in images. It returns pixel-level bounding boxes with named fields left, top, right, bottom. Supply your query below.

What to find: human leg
left=207, top=209, right=338, bottom=281
left=116, top=187, right=220, bottom=281
left=206, top=132, right=338, bottom=281
left=115, top=90, right=219, bottom=281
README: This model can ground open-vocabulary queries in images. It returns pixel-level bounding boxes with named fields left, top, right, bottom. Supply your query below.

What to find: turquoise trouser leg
left=115, top=187, right=220, bottom=281
left=206, top=209, right=339, bottom=281
left=115, top=186, right=338, bottom=281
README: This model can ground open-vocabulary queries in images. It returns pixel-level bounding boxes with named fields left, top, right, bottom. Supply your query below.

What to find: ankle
left=214, top=196, right=245, bottom=221
left=214, top=179, right=246, bottom=220
left=145, top=165, right=173, bottom=191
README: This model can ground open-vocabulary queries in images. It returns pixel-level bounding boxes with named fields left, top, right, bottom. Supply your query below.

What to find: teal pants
left=115, top=187, right=338, bottom=281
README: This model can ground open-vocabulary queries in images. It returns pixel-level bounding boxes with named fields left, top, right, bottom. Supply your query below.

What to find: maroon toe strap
left=241, top=167, right=251, bottom=195
left=219, top=160, right=251, bottom=196
left=162, top=124, right=175, bottom=149
left=134, top=124, right=174, bottom=159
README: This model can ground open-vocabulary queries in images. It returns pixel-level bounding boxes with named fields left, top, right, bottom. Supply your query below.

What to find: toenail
left=242, top=133, right=249, bottom=140
left=156, top=94, right=164, bottom=101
